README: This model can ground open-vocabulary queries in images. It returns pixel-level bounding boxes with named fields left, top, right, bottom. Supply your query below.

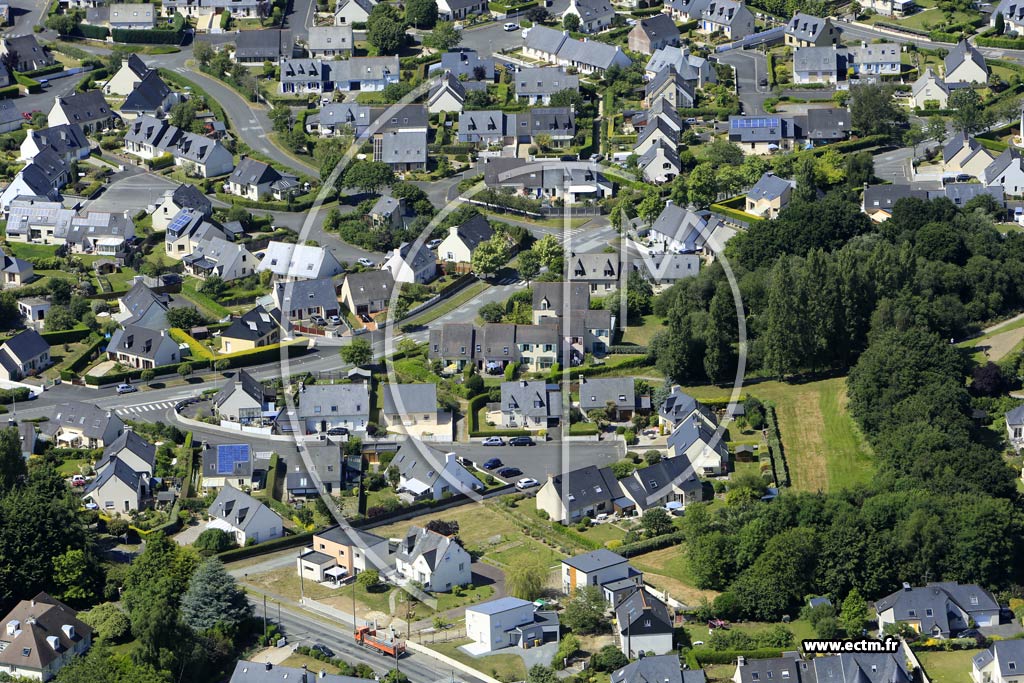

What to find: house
left=334, top=0, right=374, bottom=24
left=106, top=324, right=179, bottom=369
left=208, top=483, right=284, bottom=546
left=466, top=598, right=560, bottom=653
left=233, top=30, right=286, bottom=64
left=0, top=253, right=32, bottom=287
left=699, top=0, right=754, bottom=39
left=911, top=68, right=950, bottom=109
left=96, top=430, right=156, bottom=478
left=501, top=380, right=562, bottom=430
left=221, top=306, right=282, bottom=354
left=45, top=401, right=124, bottom=449
left=4, top=199, right=70, bottom=243
left=0, top=99, right=20, bottom=134
left=532, top=281, right=590, bottom=322
left=47, top=91, right=118, bottom=135
left=163, top=0, right=261, bottom=18
left=427, top=71, right=470, bottom=114
left=0, top=35, right=54, bottom=72
left=123, top=116, right=234, bottom=177
left=874, top=582, right=1000, bottom=637
left=727, top=114, right=798, bottom=154
left=182, top=235, right=256, bottom=282
left=382, top=241, right=437, bottom=285
left=394, top=526, right=472, bottom=592
left=229, top=661, right=373, bottom=683
left=433, top=49, right=495, bottom=82
left=793, top=46, right=843, bottom=85
left=578, top=377, right=646, bottom=420
left=629, top=14, right=680, bottom=54
left=214, top=369, right=275, bottom=423
left=117, top=281, right=169, bottom=328
left=381, top=384, right=448, bottom=434
left=1005, top=404, right=1024, bottom=449
left=569, top=252, right=620, bottom=293
left=298, top=525, right=390, bottom=583
left=667, top=414, right=728, bottom=475
left=297, top=383, right=370, bottom=433
left=457, top=110, right=510, bottom=147
left=945, top=39, right=987, bottom=85
left=0, top=153, right=69, bottom=211
left=847, top=43, right=900, bottom=77
left=562, top=549, right=642, bottom=596
left=272, top=278, right=340, bottom=321
left=0, top=329, right=49, bottom=380
left=428, top=322, right=476, bottom=373
left=388, top=443, right=482, bottom=503
left=666, top=0, right=711, bottom=21
left=635, top=116, right=680, bottom=156
left=982, top=148, right=1024, bottom=194
left=279, top=57, right=399, bottom=94
left=228, top=158, right=299, bottom=202
left=286, top=441, right=354, bottom=497
left=0, top=592, right=91, bottom=681
left=620, top=454, right=703, bottom=512
left=437, top=0, right=487, bottom=20
left=992, top=0, right=1024, bottom=35
left=369, top=195, right=406, bottom=230
left=860, top=183, right=1004, bottom=221
left=307, top=25, right=354, bottom=58
left=163, top=209, right=219, bottom=261
left=536, top=465, right=625, bottom=523
left=153, top=184, right=213, bottom=232
left=109, top=3, right=154, bottom=28
left=659, top=385, right=717, bottom=430
left=372, top=105, right=429, bottom=172
left=84, top=456, right=147, bottom=512
left=256, top=242, right=344, bottom=282
left=482, top=158, right=612, bottom=204
left=648, top=201, right=733, bottom=255
left=515, top=67, right=580, bottom=106
left=563, top=0, right=615, bottom=32
left=944, top=133, right=997, bottom=180
left=200, top=443, right=254, bottom=490
left=522, top=26, right=632, bottom=76
left=745, top=172, right=794, bottom=218
left=858, top=0, right=916, bottom=15
left=614, top=656, right=706, bottom=683
left=340, top=270, right=395, bottom=315
left=617, top=589, right=674, bottom=656
left=102, top=54, right=151, bottom=96
left=306, top=103, right=372, bottom=137
left=973, top=640, right=1024, bottom=683
left=18, top=296, right=50, bottom=328
left=645, top=66, right=695, bottom=109
left=799, top=106, right=852, bottom=145
left=20, top=124, right=90, bottom=164
left=634, top=253, right=700, bottom=284
left=120, top=70, right=177, bottom=119
left=644, top=45, right=716, bottom=86
left=785, top=12, right=836, bottom=46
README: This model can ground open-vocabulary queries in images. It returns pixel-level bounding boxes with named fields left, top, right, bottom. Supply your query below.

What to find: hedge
left=263, top=452, right=281, bottom=502
left=216, top=342, right=314, bottom=369
left=63, top=335, right=105, bottom=379
left=212, top=191, right=330, bottom=213
left=575, top=356, right=653, bottom=378
left=37, top=325, right=91, bottom=345
left=146, top=153, right=175, bottom=170
left=21, top=63, right=63, bottom=79
left=74, top=23, right=110, bottom=39
left=170, top=328, right=215, bottom=361
left=467, top=392, right=529, bottom=437
left=689, top=648, right=785, bottom=667
left=568, top=422, right=599, bottom=435
left=14, top=73, right=41, bottom=94
left=85, top=360, right=186, bottom=386
left=617, top=529, right=686, bottom=558
left=0, top=85, right=20, bottom=100
left=112, top=14, right=185, bottom=44
left=216, top=530, right=315, bottom=562
left=710, top=202, right=762, bottom=224
left=764, top=403, right=790, bottom=487
left=609, top=345, right=649, bottom=354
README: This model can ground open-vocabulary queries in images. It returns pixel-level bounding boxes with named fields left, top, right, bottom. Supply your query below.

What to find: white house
left=382, top=241, right=437, bottom=285
left=83, top=457, right=146, bottom=513
left=297, top=383, right=370, bottom=434
left=256, top=241, right=344, bottom=282
left=394, top=526, right=472, bottom=592
left=945, top=39, right=988, bottom=85
left=911, top=68, right=950, bottom=109
left=208, top=483, right=284, bottom=546
left=0, top=328, right=50, bottom=381
left=335, top=0, right=374, bottom=24
left=182, top=236, right=256, bottom=282
left=561, top=550, right=642, bottom=595
left=437, top=214, right=493, bottom=267
left=981, top=148, right=1024, bottom=195
left=616, top=589, right=674, bottom=657
left=466, top=598, right=560, bottom=652
left=106, top=324, right=179, bottom=369
left=875, top=582, right=999, bottom=637
left=973, top=640, right=1024, bottom=683
left=96, top=430, right=156, bottom=478
left=1006, top=404, right=1024, bottom=450
left=0, top=593, right=92, bottom=682
left=667, top=414, right=728, bottom=476
left=388, top=444, right=481, bottom=503
left=103, top=54, right=150, bottom=96
left=562, top=0, right=615, bottom=32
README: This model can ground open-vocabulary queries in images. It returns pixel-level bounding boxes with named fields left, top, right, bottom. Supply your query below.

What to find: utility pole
left=263, top=594, right=268, bottom=639
left=298, top=550, right=305, bottom=602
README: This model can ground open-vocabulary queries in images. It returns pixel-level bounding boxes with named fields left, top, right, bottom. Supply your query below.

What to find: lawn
left=916, top=648, right=983, bottom=683
left=240, top=565, right=343, bottom=603
left=958, top=315, right=1024, bottom=363
left=402, top=280, right=490, bottom=328
left=435, top=584, right=495, bottom=612
left=682, top=377, right=874, bottom=493
left=428, top=638, right=527, bottom=682
left=323, top=581, right=396, bottom=616
left=620, top=314, right=665, bottom=346
left=280, top=653, right=344, bottom=674
left=866, top=7, right=978, bottom=30
left=629, top=546, right=720, bottom=606
left=369, top=504, right=522, bottom=552
left=56, top=458, right=89, bottom=476
left=9, top=242, right=59, bottom=260
left=180, top=278, right=234, bottom=318
left=682, top=620, right=817, bottom=650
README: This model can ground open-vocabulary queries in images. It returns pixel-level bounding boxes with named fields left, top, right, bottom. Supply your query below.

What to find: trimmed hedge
left=575, top=356, right=653, bottom=378
left=764, top=403, right=790, bottom=487
left=75, top=23, right=110, bottom=39
left=617, top=529, right=686, bottom=558
left=467, top=392, right=529, bottom=437
left=568, top=422, right=599, bottom=435
left=213, top=191, right=330, bottom=213
left=170, top=328, right=215, bottom=360
left=216, top=342, right=314, bottom=369
left=63, top=335, right=105, bottom=378
left=112, top=14, right=185, bottom=44
left=39, top=325, right=91, bottom=345
left=85, top=360, right=184, bottom=386
left=21, top=63, right=64, bottom=79
left=14, top=72, right=41, bottom=94
left=689, top=648, right=785, bottom=667
left=263, top=452, right=280, bottom=502
left=609, top=344, right=649, bottom=354
left=216, top=531, right=315, bottom=562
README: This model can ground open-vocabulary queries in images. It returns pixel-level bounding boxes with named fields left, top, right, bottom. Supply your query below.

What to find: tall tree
left=342, top=160, right=395, bottom=193
left=703, top=284, right=737, bottom=383
left=849, top=83, right=907, bottom=137
left=0, top=427, right=26, bottom=492
left=424, top=22, right=461, bottom=51
left=505, top=555, right=549, bottom=601
left=180, top=558, right=252, bottom=633
left=950, top=88, right=992, bottom=135
left=762, top=258, right=805, bottom=379
left=367, top=3, right=407, bottom=55
left=404, top=0, right=437, bottom=27
left=471, top=235, right=511, bottom=277
left=687, top=162, right=718, bottom=208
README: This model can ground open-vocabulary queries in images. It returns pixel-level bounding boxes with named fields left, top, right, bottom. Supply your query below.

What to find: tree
left=169, top=98, right=202, bottom=133
left=971, top=362, right=1007, bottom=397
left=552, top=633, right=579, bottom=669
left=177, top=363, right=193, bottom=379
left=471, top=235, right=511, bottom=277
left=549, top=89, right=584, bottom=109
left=526, top=6, right=550, bottom=21
left=341, top=338, right=374, bottom=365
left=269, top=105, right=293, bottom=133
left=194, top=528, right=237, bottom=553
left=517, top=249, right=541, bottom=283
left=425, top=519, right=460, bottom=537
left=563, top=12, right=580, bottom=30
left=561, top=586, right=606, bottom=634
left=53, top=548, right=97, bottom=604
left=357, top=569, right=380, bottom=588
left=220, top=8, right=232, bottom=29
left=424, top=21, right=462, bottom=51
left=79, top=603, right=131, bottom=644
left=903, top=123, right=925, bottom=157
left=528, top=665, right=558, bottom=683
left=43, top=306, right=77, bottom=332
left=996, top=10, right=1005, bottom=33
left=762, top=258, right=805, bottom=379
left=405, top=0, right=437, bottom=28
left=688, top=162, right=718, bottom=208
left=641, top=507, right=673, bottom=537
left=637, top=189, right=663, bottom=224
left=840, top=588, right=869, bottom=636
left=591, top=645, right=628, bottom=672
left=166, top=307, right=206, bottom=329
left=140, top=369, right=155, bottom=383
left=367, top=4, right=407, bottom=55
left=106, top=517, right=129, bottom=539
left=343, top=160, right=395, bottom=193
left=533, top=234, right=564, bottom=271
left=505, top=555, right=549, bottom=601
left=49, top=278, right=73, bottom=305
left=925, top=115, right=948, bottom=146
left=0, top=427, right=26, bottom=493
left=950, top=88, right=992, bottom=135
left=849, top=83, right=906, bottom=137
left=53, top=646, right=167, bottom=683
left=180, top=558, right=252, bottom=633
left=480, top=301, right=505, bottom=323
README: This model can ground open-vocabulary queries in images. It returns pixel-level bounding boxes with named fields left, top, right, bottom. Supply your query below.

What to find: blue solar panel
left=731, top=117, right=779, bottom=129
left=217, top=444, right=249, bottom=474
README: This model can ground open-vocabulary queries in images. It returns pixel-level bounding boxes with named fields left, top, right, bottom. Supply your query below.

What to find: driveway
left=173, top=520, right=209, bottom=546
left=84, top=170, right=179, bottom=214
left=717, top=49, right=770, bottom=115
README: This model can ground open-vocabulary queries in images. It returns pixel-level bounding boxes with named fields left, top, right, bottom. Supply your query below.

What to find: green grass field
left=916, top=649, right=982, bottom=683
left=621, top=314, right=665, bottom=346
left=9, top=242, right=59, bottom=260
left=428, top=639, right=527, bottom=682
left=866, top=7, right=978, bottom=30
left=683, top=377, right=874, bottom=492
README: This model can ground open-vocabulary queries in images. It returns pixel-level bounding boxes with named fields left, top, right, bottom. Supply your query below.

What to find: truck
left=354, top=626, right=406, bottom=658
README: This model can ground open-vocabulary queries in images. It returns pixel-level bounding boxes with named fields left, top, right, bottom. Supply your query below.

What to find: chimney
left=160, top=329, right=165, bottom=337
left=737, top=656, right=747, bottom=667
left=265, top=662, right=273, bottom=671
left=902, top=582, right=912, bottom=591
left=320, top=672, right=328, bottom=679
left=445, top=452, right=456, bottom=464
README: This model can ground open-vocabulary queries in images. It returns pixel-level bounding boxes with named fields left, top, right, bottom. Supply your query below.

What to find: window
left=926, top=608, right=933, bottom=617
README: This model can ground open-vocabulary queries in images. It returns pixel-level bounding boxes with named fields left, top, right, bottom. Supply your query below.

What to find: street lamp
left=298, top=549, right=305, bottom=601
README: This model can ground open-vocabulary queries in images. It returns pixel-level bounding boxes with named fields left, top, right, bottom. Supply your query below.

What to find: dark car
left=359, top=313, right=373, bottom=323
left=956, top=629, right=982, bottom=640
left=312, top=644, right=335, bottom=658
left=497, top=466, right=522, bottom=477
left=327, top=427, right=350, bottom=436
left=509, top=436, right=535, bottom=447
left=483, top=458, right=503, bottom=470
left=758, top=76, right=768, bottom=87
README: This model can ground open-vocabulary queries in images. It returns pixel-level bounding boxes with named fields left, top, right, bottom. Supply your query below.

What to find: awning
left=325, top=566, right=347, bottom=578
left=57, top=432, right=80, bottom=444
left=665, top=501, right=683, bottom=510
left=97, top=237, right=124, bottom=246
left=402, top=479, right=430, bottom=495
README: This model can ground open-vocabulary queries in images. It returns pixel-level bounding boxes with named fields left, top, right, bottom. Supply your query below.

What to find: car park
left=116, top=383, right=137, bottom=394
left=515, top=477, right=539, bottom=489
left=509, top=436, right=535, bottom=446
left=497, top=466, right=522, bottom=477
left=483, top=457, right=503, bottom=469
left=482, top=436, right=505, bottom=446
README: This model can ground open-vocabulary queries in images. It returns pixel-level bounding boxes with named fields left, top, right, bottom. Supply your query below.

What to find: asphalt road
left=462, top=440, right=624, bottom=485
left=717, top=49, right=770, bottom=115
left=84, top=169, right=180, bottom=214
left=873, top=146, right=914, bottom=185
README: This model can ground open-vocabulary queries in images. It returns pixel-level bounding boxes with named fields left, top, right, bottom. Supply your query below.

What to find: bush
left=194, top=528, right=237, bottom=553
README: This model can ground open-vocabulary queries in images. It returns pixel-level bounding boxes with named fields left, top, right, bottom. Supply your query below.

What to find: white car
left=504, top=22, right=519, bottom=30
left=426, top=238, right=442, bottom=249
left=482, top=436, right=505, bottom=446
left=515, top=477, right=539, bottom=490
left=357, top=258, right=375, bottom=268
left=116, top=383, right=137, bottom=394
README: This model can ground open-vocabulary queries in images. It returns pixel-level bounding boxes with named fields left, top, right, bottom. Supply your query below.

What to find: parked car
left=515, top=477, right=538, bottom=489
left=482, top=437, right=505, bottom=447
left=497, top=466, right=522, bottom=477
left=359, top=313, right=373, bottom=323
left=327, top=427, right=350, bottom=436
left=70, top=475, right=86, bottom=487
left=357, top=258, right=375, bottom=268
left=328, top=315, right=341, bottom=325
left=956, top=628, right=982, bottom=640
left=483, top=457, right=503, bottom=469
left=310, top=315, right=327, bottom=326
left=426, top=238, right=442, bottom=249
left=312, top=644, right=335, bottom=658
left=116, top=383, right=137, bottom=394
left=509, top=436, right=535, bottom=447
left=504, top=22, right=519, bottom=30
left=758, top=76, right=768, bottom=87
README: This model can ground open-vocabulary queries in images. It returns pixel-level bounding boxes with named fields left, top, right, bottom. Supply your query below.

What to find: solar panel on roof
left=216, top=444, right=249, bottom=474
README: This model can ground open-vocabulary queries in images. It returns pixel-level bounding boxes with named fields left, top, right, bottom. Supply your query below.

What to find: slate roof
left=428, top=322, right=476, bottom=361
left=280, top=58, right=325, bottom=84
left=667, top=414, right=728, bottom=459
left=97, top=430, right=156, bottom=472
left=214, top=369, right=266, bottom=411
left=982, top=147, right=1021, bottom=185
left=330, top=56, right=399, bottom=83
left=800, top=107, right=850, bottom=141
left=229, top=661, right=371, bottom=683
left=211, top=483, right=279, bottom=532
left=728, top=115, right=795, bottom=144
left=634, top=14, right=680, bottom=43
left=701, top=0, right=750, bottom=26
left=637, top=116, right=679, bottom=148
left=379, top=130, right=428, bottom=166
left=563, top=548, right=628, bottom=573
left=308, top=25, right=353, bottom=52
left=317, top=525, right=388, bottom=548
left=848, top=42, right=899, bottom=65
left=812, top=652, right=912, bottom=683
left=793, top=46, right=841, bottom=74
left=874, top=582, right=999, bottom=635
left=107, top=324, right=172, bottom=361
left=370, top=195, right=403, bottom=217
left=257, top=241, right=341, bottom=279
left=660, top=386, right=716, bottom=427
left=638, top=141, right=682, bottom=178
left=85, top=456, right=141, bottom=495
left=109, top=3, right=154, bottom=25
left=53, top=90, right=113, bottom=126
left=297, top=383, right=370, bottom=419
left=578, top=377, right=634, bottom=413
left=861, top=184, right=926, bottom=212
left=546, top=465, right=619, bottom=510
left=1007, top=404, right=1024, bottom=427
left=667, top=0, right=711, bottom=17
left=170, top=183, right=213, bottom=217
left=121, top=70, right=172, bottom=114
left=120, top=281, right=169, bottom=322
left=230, top=157, right=283, bottom=187
left=0, top=99, right=18, bottom=126
left=649, top=202, right=720, bottom=251
left=568, top=0, right=614, bottom=24
left=557, top=36, right=630, bottom=71
left=502, top=380, right=562, bottom=420
left=0, top=253, right=31, bottom=274
left=945, top=39, right=986, bottom=76
left=222, top=305, right=281, bottom=343
left=313, top=103, right=372, bottom=131
left=616, top=588, right=672, bottom=631
left=274, top=278, right=339, bottom=313
left=524, top=25, right=569, bottom=56
left=747, top=172, right=793, bottom=202
left=382, top=383, right=438, bottom=415
left=619, top=455, right=701, bottom=507
left=995, top=0, right=1024, bottom=24
left=612, top=654, right=685, bottom=683
left=437, top=49, right=495, bottom=80
left=734, top=654, right=806, bottom=683
left=786, top=12, right=829, bottom=42
left=516, top=66, right=579, bottom=98
left=343, top=270, right=395, bottom=307
left=1, top=328, right=48, bottom=364
left=645, top=65, right=694, bottom=104
left=449, top=214, right=493, bottom=249
left=2, top=35, right=52, bottom=69
left=174, top=130, right=226, bottom=165
left=48, top=401, right=122, bottom=439
left=396, top=525, right=462, bottom=570
left=532, top=281, right=591, bottom=312
left=26, top=124, right=89, bottom=159
left=973, top=641, right=1024, bottom=682
left=912, top=68, right=949, bottom=99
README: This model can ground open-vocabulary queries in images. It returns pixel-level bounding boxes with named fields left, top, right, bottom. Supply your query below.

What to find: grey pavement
left=873, top=146, right=914, bottom=185
left=717, top=49, right=770, bottom=115
left=460, top=440, right=624, bottom=484
left=84, top=170, right=179, bottom=213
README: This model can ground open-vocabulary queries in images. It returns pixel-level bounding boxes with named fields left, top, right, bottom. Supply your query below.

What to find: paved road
left=873, top=146, right=914, bottom=184
left=461, top=440, right=624, bottom=484
left=717, top=49, right=770, bottom=115
left=85, top=169, right=180, bottom=213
